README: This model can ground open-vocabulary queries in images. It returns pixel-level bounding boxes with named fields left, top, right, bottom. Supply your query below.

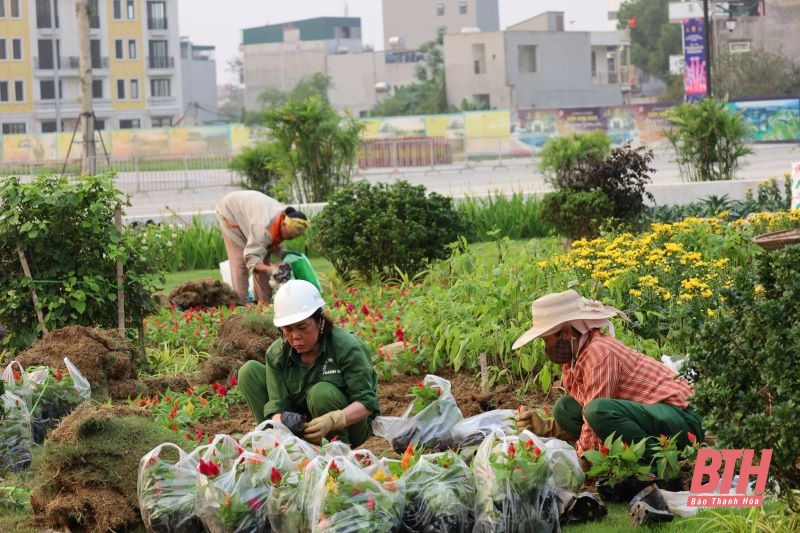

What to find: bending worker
left=238, top=280, right=380, bottom=446
left=216, top=190, right=309, bottom=304
left=513, top=289, right=704, bottom=458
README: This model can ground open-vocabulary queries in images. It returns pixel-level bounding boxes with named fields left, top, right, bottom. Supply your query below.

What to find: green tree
left=257, top=72, right=332, bottom=108
left=0, top=176, right=166, bottom=350
left=370, top=27, right=453, bottom=117
left=538, top=131, right=612, bottom=188
left=714, top=48, right=800, bottom=99
left=664, top=97, right=753, bottom=182
left=617, top=0, right=681, bottom=81
left=262, top=96, right=362, bottom=203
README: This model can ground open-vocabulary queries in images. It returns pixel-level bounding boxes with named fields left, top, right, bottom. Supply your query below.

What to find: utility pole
left=703, top=0, right=713, bottom=97
left=76, top=0, right=96, bottom=175
left=51, top=0, right=61, bottom=132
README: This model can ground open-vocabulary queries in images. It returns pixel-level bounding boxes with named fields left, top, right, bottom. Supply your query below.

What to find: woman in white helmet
left=238, top=279, right=380, bottom=446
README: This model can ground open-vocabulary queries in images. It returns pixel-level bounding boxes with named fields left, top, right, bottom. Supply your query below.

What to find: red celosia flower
left=688, top=432, right=697, bottom=445
left=55, top=368, right=63, bottom=381
left=361, top=304, right=370, bottom=315
left=600, top=445, right=609, bottom=457
left=216, top=384, right=228, bottom=397
left=395, top=328, right=404, bottom=342
left=507, top=442, right=516, bottom=458
left=367, top=494, right=375, bottom=511
left=270, top=467, right=282, bottom=487
left=198, top=459, right=220, bottom=477
left=229, top=375, right=238, bottom=387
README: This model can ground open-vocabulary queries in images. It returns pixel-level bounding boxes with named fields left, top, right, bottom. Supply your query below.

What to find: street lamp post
left=703, top=0, right=713, bottom=97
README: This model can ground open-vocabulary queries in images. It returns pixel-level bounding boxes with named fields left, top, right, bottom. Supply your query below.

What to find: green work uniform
left=238, top=325, right=380, bottom=447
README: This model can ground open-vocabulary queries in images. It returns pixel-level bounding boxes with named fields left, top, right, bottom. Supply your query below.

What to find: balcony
left=33, top=55, right=80, bottom=70
left=147, top=56, right=175, bottom=69
left=147, top=17, right=168, bottom=30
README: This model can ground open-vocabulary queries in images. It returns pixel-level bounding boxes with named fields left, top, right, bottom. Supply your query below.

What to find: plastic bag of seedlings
left=372, top=374, right=463, bottom=454
left=301, top=453, right=405, bottom=533
left=27, top=358, right=92, bottom=443
left=264, top=434, right=322, bottom=533
left=196, top=450, right=273, bottom=533
left=398, top=449, right=475, bottom=532
left=138, top=442, right=202, bottom=533
left=2, top=361, right=34, bottom=410
left=472, top=429, right=560, bottom=533
left=541, top=437, right=585, bottom=493
left=0, top=390, right=32, bottom=471
left=450, top=409, right=516, bottom=448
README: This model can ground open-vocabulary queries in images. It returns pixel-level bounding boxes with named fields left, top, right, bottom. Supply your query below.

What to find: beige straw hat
left=512, top=289, right=626, bottom=350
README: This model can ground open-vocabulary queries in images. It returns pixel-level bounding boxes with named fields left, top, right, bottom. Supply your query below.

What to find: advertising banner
left=683, top=18, right=707, bottom=101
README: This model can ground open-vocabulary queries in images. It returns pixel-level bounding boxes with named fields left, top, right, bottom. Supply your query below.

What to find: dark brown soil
left=168, top=278, right=244, bottom=309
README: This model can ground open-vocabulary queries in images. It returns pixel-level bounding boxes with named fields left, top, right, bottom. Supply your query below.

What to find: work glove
left=304, top=409, right=347, bottom=445
left=515, top=406, right=576, bottom=442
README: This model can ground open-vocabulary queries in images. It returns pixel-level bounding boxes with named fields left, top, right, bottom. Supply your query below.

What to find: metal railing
left=147, top=56, right=174, bottom=69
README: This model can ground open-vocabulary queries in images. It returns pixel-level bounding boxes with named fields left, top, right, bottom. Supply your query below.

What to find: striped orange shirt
left=562, top=331, right=694, bottom=455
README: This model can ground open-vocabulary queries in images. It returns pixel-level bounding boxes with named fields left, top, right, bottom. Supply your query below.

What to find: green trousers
left=238, top=360, right=372, bottom=447
left=553, top=395, right=705, bottom=457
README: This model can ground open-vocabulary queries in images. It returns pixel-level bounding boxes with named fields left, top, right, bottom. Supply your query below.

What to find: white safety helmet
left=272, top=279, right=325, bottom=327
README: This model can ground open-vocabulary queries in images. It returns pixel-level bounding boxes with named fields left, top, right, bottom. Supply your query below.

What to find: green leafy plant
left=664, top=97, right=754, bottom=182
left=228, top=142, right=282, bottom=197
left=538, top=131, right=612, bottom=188
left=311, top=180, right=471, bottom=281
left=690, top=244, right=800, bottom=494
left=540, top=188, right=615, bottom=240
left=488, top=435, right=551, bottom=493
left=0, top=175, right=167, bottom=349
left=583, top=433, right=652, bottom=487
left=650, top=432, right=681, bottom=481
left=408, top=380, right=442, bottom=416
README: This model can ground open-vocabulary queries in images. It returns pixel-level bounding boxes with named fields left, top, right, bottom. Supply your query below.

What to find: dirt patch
left=168, top=278, right=244, bottom=310
left=194, top=313, right=281, bottom=385
left=16, top=326, right=144, bottom=401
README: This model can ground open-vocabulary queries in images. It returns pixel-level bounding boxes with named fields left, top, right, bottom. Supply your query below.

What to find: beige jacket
left=215, top=191, right=285, bottom=272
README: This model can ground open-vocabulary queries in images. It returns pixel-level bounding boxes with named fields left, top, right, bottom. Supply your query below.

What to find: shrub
left=664, top=97, right=753, bottom=182
left=538, top=131, right=611, bottom=189
left=310, top=180, right=471, bottom=281
left=690, top=245, right=800, bottom=492
left=0, top=176, right=167, bottom=349
left=228, top=143, right=286, bottom=200
left=456, top=192, right=553, bottom=241
left=539, top=189, right=614, bottom=240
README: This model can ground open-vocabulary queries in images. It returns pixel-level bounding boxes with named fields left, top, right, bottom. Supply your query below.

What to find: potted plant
left=472, top=430, right=559, bottom=533
left=583, top=433, right=652, bottom=503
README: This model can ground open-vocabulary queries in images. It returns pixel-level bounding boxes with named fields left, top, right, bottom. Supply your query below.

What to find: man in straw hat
left=216, top=190, right=310, bottom=304
left=513, top=289, right=704, bottom=459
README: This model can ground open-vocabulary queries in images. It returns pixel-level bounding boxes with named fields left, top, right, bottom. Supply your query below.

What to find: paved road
left=124, top=141, right=800, bottom=221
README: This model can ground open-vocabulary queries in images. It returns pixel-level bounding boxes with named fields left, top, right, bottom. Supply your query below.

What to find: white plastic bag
left=138, top=442, right=202, bottom=532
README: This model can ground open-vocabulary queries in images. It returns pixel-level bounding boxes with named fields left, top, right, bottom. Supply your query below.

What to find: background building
left=0, top=0, right=205, bottom=134
left=443, top=12, right=632, bottom=110
left=180, top=37, right=218, bottom=125
left=382, top=0, right=500, bottom=50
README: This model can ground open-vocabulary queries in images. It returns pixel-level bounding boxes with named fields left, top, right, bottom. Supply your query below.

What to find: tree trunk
left=76, top=0, right=96, bottom=176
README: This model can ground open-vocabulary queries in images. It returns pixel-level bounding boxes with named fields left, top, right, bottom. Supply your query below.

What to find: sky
left=178, top=0, right=608, bottom=86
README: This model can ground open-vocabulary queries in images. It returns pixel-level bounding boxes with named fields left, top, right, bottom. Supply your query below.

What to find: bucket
left=283, top=251, right=322, bottom=293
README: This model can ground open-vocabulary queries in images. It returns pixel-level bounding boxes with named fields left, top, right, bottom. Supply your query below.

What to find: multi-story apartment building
left=0, top=0, right=184, bottom=134
left=382, top=0, right=499, bottom=51
left=180, top=37, right=218, bottom=125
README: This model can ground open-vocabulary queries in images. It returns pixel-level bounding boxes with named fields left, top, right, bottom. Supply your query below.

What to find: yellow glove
left=304, top=410, right=347, bottom=444
left=514, top=407, right=537, bottom=432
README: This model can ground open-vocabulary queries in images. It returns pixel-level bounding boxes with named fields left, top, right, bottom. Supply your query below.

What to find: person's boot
left=556, top=488, right=607, bottom=525
left=629, top=484, right=673, bottom=526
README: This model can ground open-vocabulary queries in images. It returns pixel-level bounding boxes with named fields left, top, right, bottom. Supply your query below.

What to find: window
left=0, top=81, right=8, bottom=101
left=130, top=79, right=139, bottom=99
left=459, top=1, right=468, bottom=15
left=117, top=79, right=125, bottom=99
left=41, top=121, right=58, bottom=133
left=114, top=39, right=124, bottom=59
left=0, top=40, right=5, bottom=60
left=152, top=116, right=172, bottom=127
left=472, top=43, right=486, bottom=74
left=0, top=1, right=5, bottom=17
left=3, top=123, right=27, bottom=134
left=92, top=79, right=103, bottom=98
left=37, top=39, right=60, bottom=69
left=126, top=0, right=135, bottom=19
left=119, top=118, right=140, bottom=129
left=436, top=3, right=444, bottom=16
left=14, top=80, right=24, bottom=101
left=10, top=0, right=20, bottom=18
left=518, top=45, right=537, bottom=73
left=36, top=0, right=60, bottom=28
left=128, top=39, right=137, bottom=59
left=94, top=119, right=105, bottom=130
left=472, top=94, right=490, bottom=109
left=113, top=0, right=121, bottom=19
left=40, top=79, right=62, bottom=99
left=150, top=78, right=170, bottom=97
left=12, top=38, right=22, bottom=60
left=148, top=40, right=170, bottom=68
left=90, top=39, right=102, bottom=68
left=147, top=1, right=167, bottom=30
left=88, top=0, right=100, bottom=28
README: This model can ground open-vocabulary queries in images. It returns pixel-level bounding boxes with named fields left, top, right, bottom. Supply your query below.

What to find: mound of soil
left=194, top=313, right=281, bottom=385
left=30, top=403, right=182, bottom=533
left=168, top=279, right=244, bottom=310
left=16, top=326, right=144, bottom=401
